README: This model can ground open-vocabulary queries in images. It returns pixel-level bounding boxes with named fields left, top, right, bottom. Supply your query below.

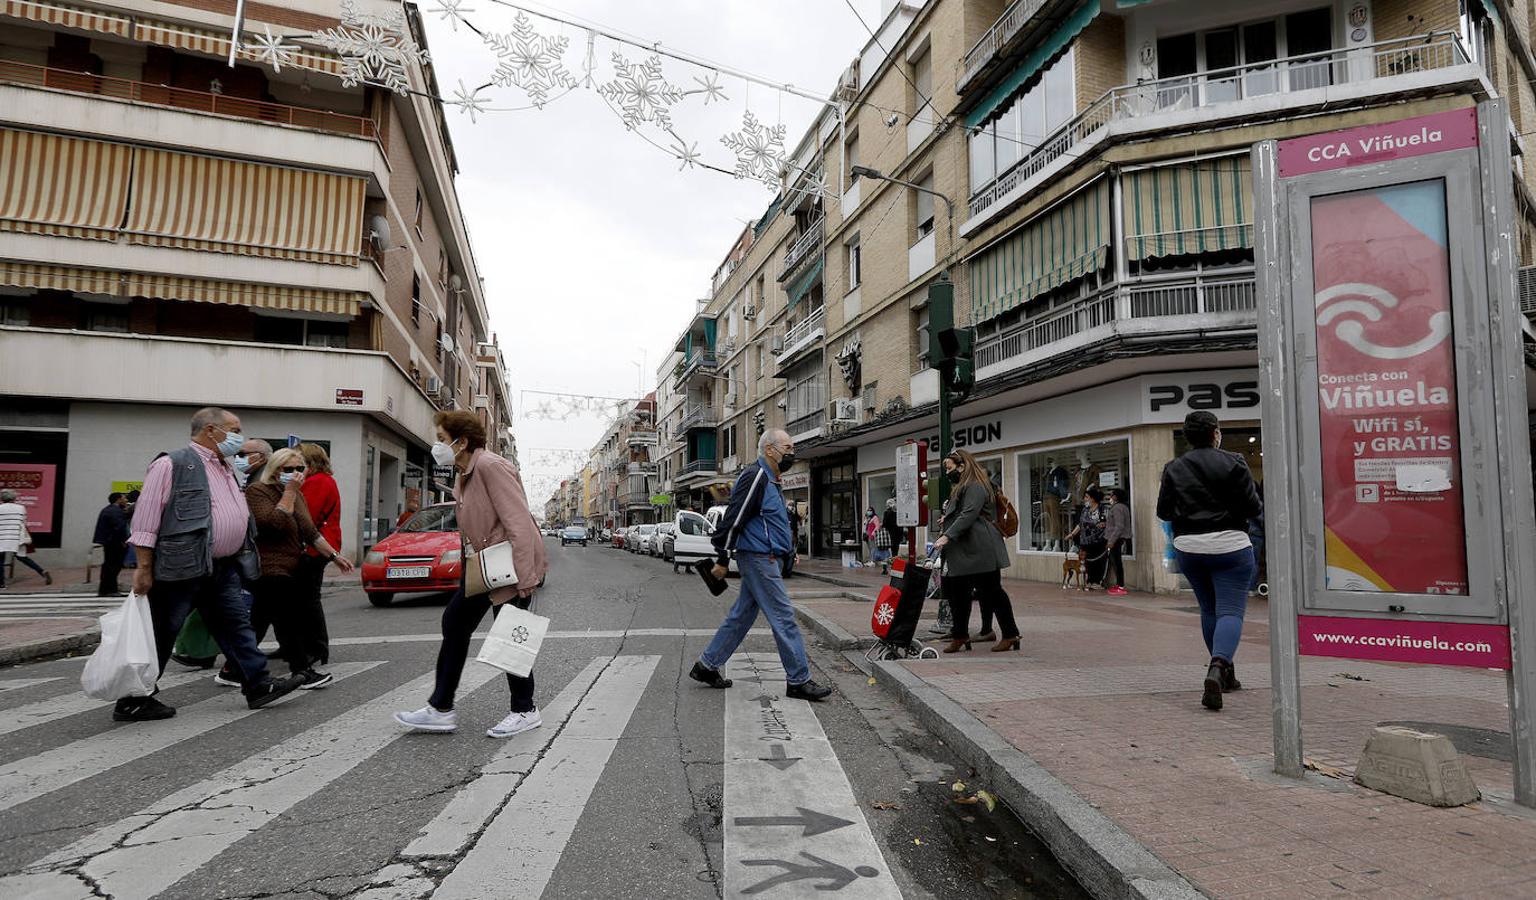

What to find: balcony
left=786, top=409, right=826, bottom=442
left=973, top=272, right=1257, bottom=375
left=673, top=350, right=719, bottom=388
left=627, top=461, right=658, bottom=476
left=627, top=428, right=660, bottom=446
left=965, top=34, right=1482, bottom=229
left=679, top=404, right=719, bottom=431
left=774, top=305, right=827, bottom=370
left=623, top=490, right=652, bottom=508
left=778, top=217, right=825, bottom=283
left=959, top=0, right=1054, bottom=94
left=675, top=457, right=720, bottom=483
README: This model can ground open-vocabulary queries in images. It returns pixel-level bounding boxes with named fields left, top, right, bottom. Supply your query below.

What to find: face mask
left=279, top=472, right=297, bottom=486
left=431, top=440, right=458, bottom=467
left=776, top=452, right=796, bottom=471
left=945, top=468, right=962, bottom=485
left=216, top=429, right=245, bottom=457
left=231, top=456, right=251, bottom=475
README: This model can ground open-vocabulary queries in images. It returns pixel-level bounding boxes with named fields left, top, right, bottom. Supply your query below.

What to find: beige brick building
left=0, top=0, right=518, bottom=565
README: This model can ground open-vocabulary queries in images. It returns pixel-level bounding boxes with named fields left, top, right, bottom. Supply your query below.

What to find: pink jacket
left=453, top=449, right=548, bottom=604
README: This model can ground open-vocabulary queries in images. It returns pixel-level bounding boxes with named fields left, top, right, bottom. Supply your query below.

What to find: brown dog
left=1061, top=550, right=1085, bottom=590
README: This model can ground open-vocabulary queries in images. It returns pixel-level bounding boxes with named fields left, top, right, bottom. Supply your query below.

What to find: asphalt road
left=0, top=538, right=1087, bottom=900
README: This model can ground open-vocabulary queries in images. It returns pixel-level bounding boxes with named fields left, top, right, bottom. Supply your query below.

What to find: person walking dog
left=1156, top=410, right=1262, bottom=711
left=690, top=429, right=832, bottom=701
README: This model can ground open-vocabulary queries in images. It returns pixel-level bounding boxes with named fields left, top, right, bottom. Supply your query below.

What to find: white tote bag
left=474, top=602, right=549, bottom=677
left=81, top=592, right=159, bottom=700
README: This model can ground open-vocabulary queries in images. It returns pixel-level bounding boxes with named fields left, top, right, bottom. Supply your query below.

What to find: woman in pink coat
left=394, top=410, right=548, bottom=738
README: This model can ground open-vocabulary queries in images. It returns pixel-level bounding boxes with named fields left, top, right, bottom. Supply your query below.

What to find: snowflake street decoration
left=448, top=80, right=489, bottom=123
left=310, top=1, right=428, bottom=94
left=669, top=135, right=701, bottom=171
left=430, top=0, right=474, bottom=32
left=721, top=110, right=788, bottom=187
left=875, top=604, right=895, bottom=626
left=689, top=72, right=727, bottom=105
left=599, top=53, right=683, bottom=131
left=244, top=25, right=298, bottom=74
left=485, top=12, right=577, bottom=109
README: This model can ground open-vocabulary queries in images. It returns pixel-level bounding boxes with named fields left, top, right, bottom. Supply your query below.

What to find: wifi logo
left=1314, top=282, right=1451, bottom=361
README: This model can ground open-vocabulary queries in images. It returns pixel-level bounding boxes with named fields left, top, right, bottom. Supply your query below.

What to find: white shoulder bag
left=463, top=541, right=518, bottom=598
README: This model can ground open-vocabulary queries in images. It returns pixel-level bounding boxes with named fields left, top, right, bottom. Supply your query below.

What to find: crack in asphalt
left=671, top=575, right=724, bottom=899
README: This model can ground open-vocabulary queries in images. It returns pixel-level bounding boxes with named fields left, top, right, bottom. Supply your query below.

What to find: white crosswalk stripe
left=0, top=661, right=383, bottom=813
left=0, top=670, right=209, bottom=739
left=0, top=678, right=61, bottom=694
left=0, top=594, right=118, bottom=619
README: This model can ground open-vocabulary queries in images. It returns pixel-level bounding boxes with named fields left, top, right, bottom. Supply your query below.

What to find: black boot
left=1201, top=658, right=1225, bottom=711
left=1221, top=661, right=1241, bottom=692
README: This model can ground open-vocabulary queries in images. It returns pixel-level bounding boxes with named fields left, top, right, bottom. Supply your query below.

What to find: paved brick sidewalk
left=794, top=576, right=1536, bottom=899
left=0, top=617, right=99, bottom=665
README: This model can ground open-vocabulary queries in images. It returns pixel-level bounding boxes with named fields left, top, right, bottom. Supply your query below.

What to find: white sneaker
left=393, top=706, right=457, bottom=733
left=486, top=708, right=542, bottom=738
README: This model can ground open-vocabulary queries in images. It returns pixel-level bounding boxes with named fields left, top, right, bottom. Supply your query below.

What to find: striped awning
left=786, top=258, right=824, bottom=311
left=126, top=149, right=366, bottom=266
left=968, top=178, right=1112, bottom=322
left=966, top=0, right=1099, bottom=129
left=0, top=0, right=129, bottom=37
left=1123, top=156, right=1253, bottom=260
left=0, top=128, right=133, bottom=241
left=124, top=272, right=362, bottom=315
left=132, top=19, right=345, bottom=77
left=0, top=259, right=121, bottom=294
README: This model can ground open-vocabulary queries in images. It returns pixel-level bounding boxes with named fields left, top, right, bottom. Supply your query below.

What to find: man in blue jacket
left=690, top=429, right=832, bottom=701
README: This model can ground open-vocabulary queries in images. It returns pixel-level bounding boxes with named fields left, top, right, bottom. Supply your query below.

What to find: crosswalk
left=0, top=649, right=896, bottom=899
left=0, top=593, right=121, bottom=620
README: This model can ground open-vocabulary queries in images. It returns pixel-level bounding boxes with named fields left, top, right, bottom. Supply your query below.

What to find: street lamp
left=849, top=165, right=955, bottom=222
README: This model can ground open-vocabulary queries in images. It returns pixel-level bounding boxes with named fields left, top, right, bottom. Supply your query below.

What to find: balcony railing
left=623, top=490, right=651, bottom=507
left=0, top=59, right=379, bottom=141
left=679, top=404, right=718, bottom=431
left=786, top=409, right=826, bottom=438
left=673, top=350, right=719, bottom=387
left=627, top=461, right=658, bottom=475
left=973, top=273, right=1257, bottom=370
left=679, top=457, right=719, bottom=476
left=627, top=428, right=660, bottom=446
left=968, top=34, right=1473, bottom=219
left=776, top=305, right=827, bottom=364
left=778, top=217, right=825, bottom=282
left=959, top=0, right=1050, bottom=93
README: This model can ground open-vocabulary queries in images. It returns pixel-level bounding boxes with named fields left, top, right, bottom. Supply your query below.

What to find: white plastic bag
left=81, top=592, right=159, bottom=700
left=474, top=603, right=548, bottom=678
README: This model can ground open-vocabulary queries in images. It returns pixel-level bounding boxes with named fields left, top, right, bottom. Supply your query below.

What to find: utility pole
left=925, top=273, right=976, bottom=513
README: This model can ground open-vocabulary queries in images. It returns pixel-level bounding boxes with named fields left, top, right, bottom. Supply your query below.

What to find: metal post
left=1251, top=139, right=1304, bottom=778
left=928, top=278, right=956, bottom=510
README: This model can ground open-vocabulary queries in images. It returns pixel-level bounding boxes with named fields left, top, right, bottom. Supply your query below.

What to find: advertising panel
left=0, top=464, right=56, bottom=532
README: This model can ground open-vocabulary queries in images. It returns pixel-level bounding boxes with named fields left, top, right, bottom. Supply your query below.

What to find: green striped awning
left=1123, top=156, right=1253, bottom=261
left=965, top=0, right=1099, bottom=129
left=968, top=178, right=1111, bottom=323
left=786, top=257, right=824, bottom=310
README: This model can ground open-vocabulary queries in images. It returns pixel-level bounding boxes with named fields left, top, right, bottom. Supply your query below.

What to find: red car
left=361, top=504, right=462, bottom=607
left=611, top=527, right=628, bottom=549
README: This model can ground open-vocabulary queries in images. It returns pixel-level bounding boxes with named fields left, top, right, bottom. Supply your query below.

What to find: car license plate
left=386, top=566, right=432, bottom=579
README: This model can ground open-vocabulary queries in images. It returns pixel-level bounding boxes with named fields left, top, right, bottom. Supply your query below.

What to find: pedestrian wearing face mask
left=239, top=448, right=352, bottom=690
left=232, top=439, right=272, bottom=487
left=933, top=449, right=1020, bottom=653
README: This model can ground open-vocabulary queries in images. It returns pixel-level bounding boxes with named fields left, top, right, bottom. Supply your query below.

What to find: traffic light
left=937, top=326, right=976, bottom=400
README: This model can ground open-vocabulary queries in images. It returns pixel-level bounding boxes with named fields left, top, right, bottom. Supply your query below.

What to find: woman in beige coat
left=394, top=411, right=549, bottom=738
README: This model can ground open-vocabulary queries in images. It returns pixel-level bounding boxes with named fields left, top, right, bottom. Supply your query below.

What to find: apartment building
left=651, top=0, right=1536, bottom=588
left=0, top=0, right=516, bottom=565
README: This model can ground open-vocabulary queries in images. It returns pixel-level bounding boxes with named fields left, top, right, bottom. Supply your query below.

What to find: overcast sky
left=420, top=0, right=880, bottom=503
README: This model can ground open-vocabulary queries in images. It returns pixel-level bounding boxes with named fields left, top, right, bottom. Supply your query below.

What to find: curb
left=794, top=570, right=876, bottom=590
left=794, top=604, right=872, bottom=651
left=0, top=626, right=100, bottom=666
left=870, top=659, right=1204, bottom=900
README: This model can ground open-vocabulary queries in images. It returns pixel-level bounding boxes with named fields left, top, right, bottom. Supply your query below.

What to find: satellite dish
left=368, top=215, right=391, bottom=250
left=448, top=273, right=463, bottom=292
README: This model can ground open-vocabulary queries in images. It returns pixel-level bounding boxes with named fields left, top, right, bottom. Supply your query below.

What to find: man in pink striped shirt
left=115, top=408, right=302, bottom=721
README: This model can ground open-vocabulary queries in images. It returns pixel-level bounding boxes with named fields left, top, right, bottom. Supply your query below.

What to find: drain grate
left=1380, top=721, right=1512, bottom=763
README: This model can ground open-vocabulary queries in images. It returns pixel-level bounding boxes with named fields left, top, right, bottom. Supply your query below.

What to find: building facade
left=0, top=0, right=516, bottom=566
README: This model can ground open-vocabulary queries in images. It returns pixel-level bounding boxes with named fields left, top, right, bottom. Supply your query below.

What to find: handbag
left=463, top=540, right=518, bottom=598
left=474, top=601, right=549, bottom=677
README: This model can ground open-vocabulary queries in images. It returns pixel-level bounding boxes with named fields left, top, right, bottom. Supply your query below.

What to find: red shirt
left=301, top=471, right=342, bottom=555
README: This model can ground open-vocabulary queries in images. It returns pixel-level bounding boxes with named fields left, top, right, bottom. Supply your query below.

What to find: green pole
left=927, top=275, right=955, bottom=511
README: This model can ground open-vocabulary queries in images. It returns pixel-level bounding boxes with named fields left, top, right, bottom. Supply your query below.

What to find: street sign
left=894, top=441, right=926, bottom=528
left=1254, top=101, right=1536, bottom=802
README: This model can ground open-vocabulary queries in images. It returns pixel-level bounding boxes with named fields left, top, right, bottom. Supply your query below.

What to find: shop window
left=1016, top=439, right=1131, bottom=553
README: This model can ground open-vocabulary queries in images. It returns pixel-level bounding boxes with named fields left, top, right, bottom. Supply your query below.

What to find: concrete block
left=1355, top=725, right=1481, bottom=807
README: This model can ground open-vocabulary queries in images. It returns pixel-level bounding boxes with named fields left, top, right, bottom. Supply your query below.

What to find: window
left=844, top=132, right=860, bottom=188
left=1156, top=11, right=1333, bottom=107
left=411, top=274, right=422, bottom=326
left=413, top=188, right=424, bottom=236
left=915, top=172, right=935, bottom=240
left=0, top=300, right=29, bottom=326
left=1460, top=0, right=1494, bottom=72
left=846, top=233, right=862, bottom=289
left=82, top=302, right=128, bottom=333
left=1016, top=439, right=1132, bottom=553
left=435, top=322, right=444, bottom=362
left=969, top=51, right=1074, bottom=195
left=968, top=122, right=995, bottom=193
left=305, top=320, right=349, bottom=349
left=911, top=46, right=932, bottom=117
left=438, top=249, right=449, bottom=289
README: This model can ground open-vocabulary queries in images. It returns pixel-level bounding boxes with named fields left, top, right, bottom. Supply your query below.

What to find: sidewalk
left=0, top=617, right=99, bottom=665
left=791, top=566, right=1536, bottom=899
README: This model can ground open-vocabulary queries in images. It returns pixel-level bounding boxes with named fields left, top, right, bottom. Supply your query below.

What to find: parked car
left=611, top=527, right=627, bottom=549
left=561, top=519, right=589, bottom=547
left=600, top=528, right=612, bottom=541
left=665, top=510, right=717, bottom=573
left=360, top=504, right=461, bottom=607
left=651, top=522, right=675, bottom=557
left=630, top=524, right=658, bottom=554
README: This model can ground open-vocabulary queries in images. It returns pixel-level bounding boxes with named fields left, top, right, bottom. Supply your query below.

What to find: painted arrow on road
left=758, top=744, right=800, bottom=770
left=732, top=807, right=855, bottom=837
left=749, top=694, right=775, bottom=708
left=739, top=851, right=879, bottom=894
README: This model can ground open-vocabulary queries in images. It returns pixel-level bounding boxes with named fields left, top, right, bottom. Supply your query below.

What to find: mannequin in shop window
left=1042, top=458, right=1069, bottom=551
left=1069, top=449, right=1102, bottom=519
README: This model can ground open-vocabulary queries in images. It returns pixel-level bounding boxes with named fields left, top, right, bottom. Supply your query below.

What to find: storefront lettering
left=1147, top=381, right=1260, bottom=412
left=922, top=421, right=1002, bottom=453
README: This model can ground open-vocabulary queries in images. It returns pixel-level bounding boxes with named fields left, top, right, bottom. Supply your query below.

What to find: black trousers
left=945, top=569, right=1019, bottom=640
left=98, top=541, right=126, bottom=596
left=293, top=555, right=332, bottom=666
left=430, top=589, right=535, bottom=713
left=249, top=574, right=309, bottom=674
left=1082, top=541, right=1109, bottom=586
left=1108, top=542, right=1126, bottom=588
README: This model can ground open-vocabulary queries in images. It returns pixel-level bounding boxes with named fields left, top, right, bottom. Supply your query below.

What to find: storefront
left=781, top=469, right=810, bottom=556
left=811, top=454, right=858, bottom=559
left=854, top=368, right=1262, bottom=589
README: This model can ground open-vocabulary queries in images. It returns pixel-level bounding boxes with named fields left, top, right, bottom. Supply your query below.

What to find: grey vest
left=153, top=446, right=260, bottom=582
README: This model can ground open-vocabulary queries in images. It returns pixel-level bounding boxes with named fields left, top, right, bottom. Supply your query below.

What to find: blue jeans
left=700, top=551, right=811, bottom=685
left=1176, top=547, right=1257, bottom=663
left=148, top=557, right=272, bottom=696
left=872, top=548, right=892, bottom=564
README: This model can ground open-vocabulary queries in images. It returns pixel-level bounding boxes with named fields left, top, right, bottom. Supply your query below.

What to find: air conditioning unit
left=771, top=335, right=785, bottom=354
left=742, top=303, right=757, bottom=321
left=829, top=398, right=859, bottom=423
left=425, top=375, right=442, bottom=394
left=1520, top=265, right=1536, bottom=316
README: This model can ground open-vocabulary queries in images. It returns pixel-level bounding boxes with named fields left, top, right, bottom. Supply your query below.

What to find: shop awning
left=0, top=128, right=133, bottom=241
left=124, top=272, right=363, bottom=315
left=968, top=178, right=1111, bottom=323
left=132, top=18, right=345, bottom=77
left=0, top=0, right=129, bottom=37
left=966, top=0, right=1099, bottom=129
left=786, top=257, right=824, bottom=311
left=1123, top=155, right=1253, bottom=261
left=0, top=259, right=121, bottom=295
left=126, top=149, right=366, bottom=265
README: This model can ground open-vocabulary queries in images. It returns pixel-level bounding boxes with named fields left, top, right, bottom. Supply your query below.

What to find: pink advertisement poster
left=1309, top=180, right=1468, bottom=596
left=0, top=464, right=57, bottom=533
left=1299, top=615, right=1511, bottom=669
